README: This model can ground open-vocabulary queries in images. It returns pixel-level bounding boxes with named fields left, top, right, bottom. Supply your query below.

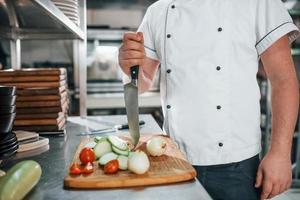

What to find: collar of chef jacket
left=136, top=0, right=299, bottom=166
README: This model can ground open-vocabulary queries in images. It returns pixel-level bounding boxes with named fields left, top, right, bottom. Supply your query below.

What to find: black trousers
left=194, top=155, right=261, bottom=200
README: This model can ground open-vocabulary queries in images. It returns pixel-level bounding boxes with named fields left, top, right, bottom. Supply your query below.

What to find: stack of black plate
left=0, top=86, right=18, bottom=159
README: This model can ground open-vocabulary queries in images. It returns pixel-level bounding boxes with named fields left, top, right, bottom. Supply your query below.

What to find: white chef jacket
left=137, top=0, right=299, bottom=165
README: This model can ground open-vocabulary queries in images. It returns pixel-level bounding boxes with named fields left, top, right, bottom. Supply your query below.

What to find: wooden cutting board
left=64, top=135, right=197, bottom=189
left=14, top=130, right=39, bottom=142
left=0, top=75, right=66, bottom=83
left=17, top=86, right=66, bottom=96
left=16, top=91, right=67, bottom=102
left=14, top=117, right=66, bottom=131
left=1, top=80, right=66, bottom=89
left=16, top=101, right=68, bottom=114
left=16, top=112, right=64, bottom=120
left=16, top=97, right=67, bottom=108
left=14, top=114, right=64, bottom=126
left=17, top=137, right=49, bottom=152
left=0, top=68, right=66, bottom=76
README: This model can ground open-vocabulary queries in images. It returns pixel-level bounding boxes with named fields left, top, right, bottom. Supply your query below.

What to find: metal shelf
left=0, top=0, right=84, bottom=40
left=0, top=0, right=87, bottom=116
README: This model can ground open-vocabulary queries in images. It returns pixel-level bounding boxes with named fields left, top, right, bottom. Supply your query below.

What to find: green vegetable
left=84, top=141, right=97, bottom=148
left=94, top=136, right=107, bottom=143
left=0, top=160, right=42, bottom=200
left=107, top=136, right=128, bottom=151
left=112, top=145, right=129, bottom=156
left=93, top=140, right=112, bottom=159
left=117, top=155, right=129, bottom=170
left=99, top=152, right=118, bottom=165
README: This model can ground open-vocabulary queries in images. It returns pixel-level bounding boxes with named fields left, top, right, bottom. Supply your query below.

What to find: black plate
left=0, top=86, right=16, bottom=95
left=0, top=144, right=18, bottom=159
left=0, top=112, right=16, bottom=134
left=0, top=105, right=16, bottom=115
left=0, top=139, right=18, bottom=152
left=0, top=133, right=17, bottom=146
left=0, top=141, right=18, bottom=153
left=0, top=95, right=16, bottom=106
left=0, top=131, right=15, bottom=140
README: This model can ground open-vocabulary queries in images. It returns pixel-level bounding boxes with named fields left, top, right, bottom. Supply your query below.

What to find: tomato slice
left=82, top=162, right=94, bottom=174
left=80, top=148, right=96, bottom=165
left=104, top=160, right=119, bottom=174
left=69, top=163, right=82, bottom=175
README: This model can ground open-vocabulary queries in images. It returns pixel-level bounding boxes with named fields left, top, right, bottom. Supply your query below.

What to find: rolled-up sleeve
left=255, top=0, right=299, bottom=55
left=137, top=8, right=159, bottom=61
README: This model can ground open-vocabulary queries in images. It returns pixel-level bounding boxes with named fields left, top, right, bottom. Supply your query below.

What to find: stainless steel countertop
left=0, top=115, right=212, bottom=200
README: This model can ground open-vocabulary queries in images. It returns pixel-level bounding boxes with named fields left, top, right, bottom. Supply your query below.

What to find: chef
left=118, top=0, right=299, bottom=199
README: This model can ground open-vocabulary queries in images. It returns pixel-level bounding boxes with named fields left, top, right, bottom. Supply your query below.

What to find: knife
left=124, top=65, right=140, bottom=147
left=78, top=121, right=145, bottom=136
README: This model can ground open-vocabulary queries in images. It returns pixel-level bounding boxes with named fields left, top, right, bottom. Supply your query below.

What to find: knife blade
left=124, top=65, right=140, bottom=147
left=78, top=121, right=145, bottom=136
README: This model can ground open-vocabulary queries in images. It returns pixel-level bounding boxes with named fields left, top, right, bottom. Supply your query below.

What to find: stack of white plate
left=51, top=0, right=79, bottom=26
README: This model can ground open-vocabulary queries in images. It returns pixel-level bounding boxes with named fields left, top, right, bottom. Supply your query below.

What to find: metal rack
left=0, top=0, right=87, bottom=116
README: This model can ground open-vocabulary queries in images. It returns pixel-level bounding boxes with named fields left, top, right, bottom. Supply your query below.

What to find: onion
left=146, top=136, right=167, bottom=156
left=128, top=150, right=150, bottom=174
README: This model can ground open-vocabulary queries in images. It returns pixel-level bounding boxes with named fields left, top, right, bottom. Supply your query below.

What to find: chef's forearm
left=269, top=77, right=299, bottom=157
left=138, top=58, right=160, bottom=93
left=139, top=68, right=155, bottom=93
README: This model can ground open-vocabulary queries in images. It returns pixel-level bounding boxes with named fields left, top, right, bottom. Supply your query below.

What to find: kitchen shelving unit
left=0, top=0, right=87, bottom=116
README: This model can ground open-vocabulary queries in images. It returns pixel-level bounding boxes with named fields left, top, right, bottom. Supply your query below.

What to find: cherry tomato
left=69, top=162, right=82, bottom=175
left=104, top=160, right=119, bottom=174
left=82, top=162, right=94, bottom=174
left=79, top=148, right=95, bottom=165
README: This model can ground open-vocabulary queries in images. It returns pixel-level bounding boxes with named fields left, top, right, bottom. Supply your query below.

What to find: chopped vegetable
left=107, top=136, right=128, bottom=151
left=84, top=141, right=97, bottom=148
left=146, top=137, right=167, bottom=156
left=99, top=152, right=118, bottom=165
left=79, top=148, right=95, bottom=165
left=93, top=140, right=112, bottom=159
left=104, top=160, right=119, bottom=174
left=117, top=155, right=129, bottom=170
left=69, top=163, right=82, bottom=175
left=112, top=145, right=129, bottom=156
left=94, top=136, right=107, bottom=143
left=128, top=150, right=150, bottom=175
left=81, top=162, right=94, bottom=174
left=0, top=160, right=42, bottom=200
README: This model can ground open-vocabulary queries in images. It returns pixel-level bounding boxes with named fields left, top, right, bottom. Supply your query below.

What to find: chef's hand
left=255, top=151, right=292, bottom=200
left=118, top=32, right=146, bottom=75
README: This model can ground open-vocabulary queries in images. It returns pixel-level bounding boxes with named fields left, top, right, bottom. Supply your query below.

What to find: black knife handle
left=118, top=120, right=145, bottom=130
left=130, top=65, right=139, bottom=80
